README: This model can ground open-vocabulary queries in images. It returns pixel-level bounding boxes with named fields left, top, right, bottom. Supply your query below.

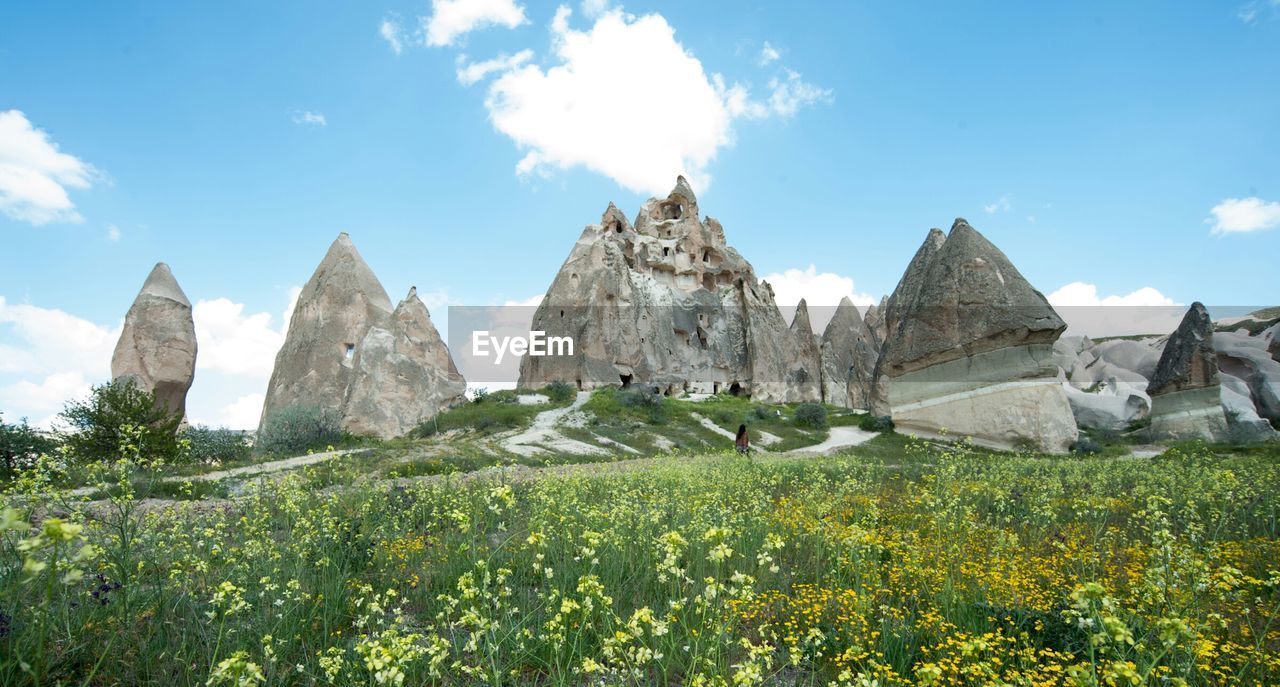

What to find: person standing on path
left=735, top=424, right=750, bottom=454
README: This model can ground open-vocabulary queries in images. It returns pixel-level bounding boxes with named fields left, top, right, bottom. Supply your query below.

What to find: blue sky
left=2, top=0, right=1278, bottom=428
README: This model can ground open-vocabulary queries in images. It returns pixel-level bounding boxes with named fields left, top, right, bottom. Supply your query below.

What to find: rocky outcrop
left=1147, top=303, right=1229, bottom=441
left=820, top=297, right=879, bottom=408
left=111, top=263, right=198, bottom=420
left=344, top=288, right=467, bottom=438
left=863, top=297, right=887, bottom=346
left=261, top=233, right=464, bottom=438
left=517, top=177, right=820, bottom=403
left=868, top=228, right=947, bottom=414
left=877, top=219, right=1077, bottom=452
left=789, top=300, right=823, bottom=402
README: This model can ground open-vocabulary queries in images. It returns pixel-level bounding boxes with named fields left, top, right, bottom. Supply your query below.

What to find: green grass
left=413, top=386, right=575, bottom=437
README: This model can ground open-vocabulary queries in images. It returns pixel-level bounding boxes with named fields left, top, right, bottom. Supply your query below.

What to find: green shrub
left=857, top=414, right=895, bottom=433
left=59, top=378, right=182, bottom=463
left=1070, top=437, right=1103, bottom=455
left=256, top=405, right=344, bottom=456
left=793, top=403, right=828, bottom=429
left=0, top=413, right=59, bottom=477
left=181, top=425, right=252, bottom=464
left=752, top=405, right=771, bottom=420
left=545, top=380, right=576, bottom=404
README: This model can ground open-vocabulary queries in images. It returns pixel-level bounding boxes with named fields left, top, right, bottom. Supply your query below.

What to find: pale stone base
left=1149, top=385, right=1229, bottom=442
left=887, top=344, right=1078, bottom=453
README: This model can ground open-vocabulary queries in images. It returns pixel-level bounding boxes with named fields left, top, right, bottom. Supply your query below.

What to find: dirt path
left=784, top=426, right=878, bottom=455
left=501, top=392, right=610, bottom=457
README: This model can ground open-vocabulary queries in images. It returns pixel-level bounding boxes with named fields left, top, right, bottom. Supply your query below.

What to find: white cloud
left=291, top=110, right=328, bottom=127
left=1047, top=282, right=1184, bottom=337
left=580, top=0, right=611, bottom=18
left=215, top=393, right=266, bottom=430
left=758, top=41, right=780, bottom=66
left=983, top=194, right=1012, bottom=214
left=762, top=265, right=876, bottom=332
left=1207, top=196, right=1280, bottom=234
left=424, top=0, right=529, bottom=47
left=380, top=18, right=405, bottom=54
left=0, top=289, right=301, bottom=430
left=456, top=50, right=534, bottom=86
left=475, top=6, right=829, bottom=195
left=503, top=294, right=544, bottom=307
left=192, top=298, right=288, bottom=378
left=106, top=224, right=121, bottom=242
left=1235, top=0, right=1280, bottom=24
left=0, top=110, right=97, bottom=225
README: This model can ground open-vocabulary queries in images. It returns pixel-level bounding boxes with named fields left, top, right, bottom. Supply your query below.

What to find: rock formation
left=517, top=177, right=820, bottom=403
left=863, top=297, right=887, bottom=347
left=344, top=288, right=468, bottom=438
left=868, top=228, right=947, bottom=414
left=876, top=219, right=1078, bottom=452
left=1147, top=303, right=1229, bottom=441
left=261, top=233, right=464, bottom=438
left=112, top=263, right=198, bottom=420
left=820, top=297, right=879, bottom=408
left=788, top=300, right=823, bottom=402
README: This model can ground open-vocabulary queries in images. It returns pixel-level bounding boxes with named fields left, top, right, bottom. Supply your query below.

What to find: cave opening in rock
left=729, top=382, right=742, bottom=396
left=343, top=343, right=355, bottom=360
left=620, top=374, right=632, bottom=389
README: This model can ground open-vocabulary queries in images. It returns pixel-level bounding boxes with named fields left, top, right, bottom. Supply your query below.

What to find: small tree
left=59, top=378, right=182, bottom=463
left=793, top=403, right=828, bottom=429
left=0, top=412, right=58, bottom=476
left=255, top=404, right=344, bottom=456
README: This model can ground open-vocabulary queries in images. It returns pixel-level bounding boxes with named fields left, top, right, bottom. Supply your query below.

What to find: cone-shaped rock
left=821, top=297, right=879, bottom=408
left=260, top=233, right=393, bottom=426
left=518, top=177, right=819, bottom=402
left=111, top=262, right=197, bottom=420
left=344, top=287, right=467, bottom=438
left=868, top=228, right=947, bottom=414
left=1148, top=302, right=1228, bottom=441
left=788, top=299, right=822, bottom=401
left=878, top=219, right=1077, bottom=452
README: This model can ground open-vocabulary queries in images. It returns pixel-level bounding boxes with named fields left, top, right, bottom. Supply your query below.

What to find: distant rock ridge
left=517, top=177, right=822, bottom=403
left=875, top=219, right=1078, bottom=452
left=111, top=262, right=198, bottom=421
left=820, top=296, right=878, bottom=408
left=260, top=233, right=464, bottom=438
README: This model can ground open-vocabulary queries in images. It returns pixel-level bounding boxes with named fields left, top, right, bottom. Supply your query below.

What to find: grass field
left=2, top=436, right=1278, bottom=686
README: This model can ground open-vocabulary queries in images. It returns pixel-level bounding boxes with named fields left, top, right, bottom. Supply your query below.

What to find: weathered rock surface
left=344, top=288, right=467, bottom=438
left=1062, top=378, right=1150, bottom=431
left=1214, top=330, right=1280, bottom=421
left=877, top=219, right=1077, bottom=452
left=518, top=177, right=820, bottom=403
left=789, top=300, right=823, bottom=402
left=820, top=297, right=879, bottom=408
left=1147, top=303, right=1228, bottom=441
left=261, top=234, right=464, bottom=438
left=868, top=228, right=947, bottom=414
left=111, top=263, right=198, bottom=420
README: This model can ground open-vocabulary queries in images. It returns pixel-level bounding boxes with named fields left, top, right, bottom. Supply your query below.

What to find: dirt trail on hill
left=785, top=426, right=879, bottom=455
left=500, top=391, right=612, bottom=457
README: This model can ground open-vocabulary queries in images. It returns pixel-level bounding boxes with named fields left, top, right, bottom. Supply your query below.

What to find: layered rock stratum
left=876, top=219, right=1078, bottom=452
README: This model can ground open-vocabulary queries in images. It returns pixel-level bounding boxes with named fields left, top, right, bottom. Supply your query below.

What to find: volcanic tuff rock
left=788, top=300, right=823, bottom=402
left=1147, top=303, right=1229, bottom=441
left=820, top=297, right=879, bottom=408
left=868, top=227, right=947, bottom=414
left=344, top=288, right=467, bottom=438
left=517, top=177, right=821, bottom=403
left=261, top=233, right=464, bottom=438
left=877, top=219, right=1077, bottom=452
left=111, top=263, right=198, bottom=420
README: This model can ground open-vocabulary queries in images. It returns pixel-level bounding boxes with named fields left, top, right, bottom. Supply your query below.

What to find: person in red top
left=735, top=424, right=749, bottom=454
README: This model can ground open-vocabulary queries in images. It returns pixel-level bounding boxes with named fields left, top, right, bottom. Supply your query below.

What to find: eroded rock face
left=111, top=263, right=197, bottom=420
left=261, top=233, right=393, bottom=426
left=1147, top=303, right=1228, bottom=441
left=820, top=297, right=879, bottom=408
left=261, top=233, right=464, bottom=438
left=788, top=300, right=823, bottom=402
left=344, top=288, right=467, bottom=438
left=518, top=177, right=820, bottom=403
left=868, top=228, right=947, bottom=414
left=877, top=219, right=1077, bottom=452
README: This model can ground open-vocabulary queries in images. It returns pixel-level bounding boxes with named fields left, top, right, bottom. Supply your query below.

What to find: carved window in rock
left=343, top=343, right=355, bottom=361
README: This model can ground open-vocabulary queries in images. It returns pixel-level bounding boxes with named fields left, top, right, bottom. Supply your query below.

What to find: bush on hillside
left=256, top=404, right=344, bottom=456
left=545, top=380, right=576, bottom=404
left=59, top=378, right=183, bottom=464
left=793, top=403, right=828, bottom=430
left=857, top=414, right=895, bottom=433
left=1, top=413, right=59, bottom=476
left=181, top=425, right=252, bottom=464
